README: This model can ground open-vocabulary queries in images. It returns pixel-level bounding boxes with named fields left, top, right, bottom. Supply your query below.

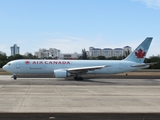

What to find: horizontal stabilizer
left=131, top=62, right=157, bottom=67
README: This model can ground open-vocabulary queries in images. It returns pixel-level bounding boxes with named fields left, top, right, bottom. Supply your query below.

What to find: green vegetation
left=78, top=49, right=89, bottom=60
left=145, top=56, right=160, bottom=69
left=0, top=54, right=38, bottom=68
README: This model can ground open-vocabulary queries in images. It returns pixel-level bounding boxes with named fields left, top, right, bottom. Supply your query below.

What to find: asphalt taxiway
left=0, top=75, right=160, bottom=119
left=0, top=75, right=160, bottom=112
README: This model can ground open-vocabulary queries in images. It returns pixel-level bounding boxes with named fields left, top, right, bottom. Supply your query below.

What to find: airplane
left=2, top=37, right=155, bottom=80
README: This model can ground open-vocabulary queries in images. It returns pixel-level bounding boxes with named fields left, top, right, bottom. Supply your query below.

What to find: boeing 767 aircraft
left=2, top=37, right=154, bottom=80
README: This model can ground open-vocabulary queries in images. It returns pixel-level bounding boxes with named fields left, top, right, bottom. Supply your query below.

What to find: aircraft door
left=119, top=63, right=123, bottom=70
left=16, top=63, right=20, bottom=69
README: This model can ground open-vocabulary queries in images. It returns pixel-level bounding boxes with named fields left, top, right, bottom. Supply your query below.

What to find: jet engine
left=54, top=69, right=71, bottom=78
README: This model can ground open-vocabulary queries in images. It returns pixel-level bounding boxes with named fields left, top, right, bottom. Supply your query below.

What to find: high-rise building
left=10, top=44, right=20, bottom=56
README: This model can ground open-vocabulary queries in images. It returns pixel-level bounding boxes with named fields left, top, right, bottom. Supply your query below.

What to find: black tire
left=80, top=77, right=83, bottom=81
left=14, top=76, right=17, bottom=80
left=74, top=76, right=83, bottom=81
left=74, top=76, right=78, bottom=80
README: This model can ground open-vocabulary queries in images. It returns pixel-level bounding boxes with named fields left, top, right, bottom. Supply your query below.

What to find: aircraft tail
left=124, top=37, right=153, bottom=63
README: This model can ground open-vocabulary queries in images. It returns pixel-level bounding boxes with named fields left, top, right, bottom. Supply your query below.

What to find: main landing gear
left=74, top=76, right=83, bottom=81
left=12, top=74, right=17, bottom=80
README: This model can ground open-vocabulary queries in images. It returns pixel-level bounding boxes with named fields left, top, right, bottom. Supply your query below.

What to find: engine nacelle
left=54, top=69, right=71, bottom=78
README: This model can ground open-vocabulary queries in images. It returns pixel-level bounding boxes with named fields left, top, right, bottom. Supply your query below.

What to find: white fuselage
left=2, top=59, right=148, bottom=75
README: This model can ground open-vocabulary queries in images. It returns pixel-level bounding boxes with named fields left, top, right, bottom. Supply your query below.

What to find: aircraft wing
left=131, top=62, right=157, bottom=67
left=67, top=65, right=109, bottom=74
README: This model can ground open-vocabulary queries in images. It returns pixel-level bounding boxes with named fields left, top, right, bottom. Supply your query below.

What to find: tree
left=145, top=56, right=160, bottom=69
left=79, top=49, right=88, bottom=60
left=0, top=54, right=7, bottom=61
left=106, top=56, right=118, bottom=60
left=123, top=50, right=131, bottom=58
left=0, top=54, right=8, bottom=68
left=14, top=54, right=24, bottom=59
left=24, top=53, right=38, bottom=59
left=97, top=56, right=106, bottom=60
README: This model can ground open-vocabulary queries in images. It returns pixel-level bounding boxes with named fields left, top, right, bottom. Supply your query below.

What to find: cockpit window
left=8, top=63, right=11, bottom=65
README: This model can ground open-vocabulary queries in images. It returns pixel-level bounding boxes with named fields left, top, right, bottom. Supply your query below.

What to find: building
left=89, top=47, right=101, bottom=58
left=89, top=46, right=132, bottom=58
left=48, top=48, right=61, bottom=58
left=113, top=48, right=123, bottom=57
left=102, top=48, right=112, bottom=58
left=35, top=48, right=60, bottom=59
left=123, top=46, right=132, bottom=57
left=59, top=52, right=80, bottom=59
left=35, top=49, right=48, bottom=58
left=10, top=44, right=20, bottom=56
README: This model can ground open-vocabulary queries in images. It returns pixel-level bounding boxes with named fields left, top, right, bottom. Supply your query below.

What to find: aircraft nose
left=2, top=65, right=5, bottom=70
left=2, top=65, right=7, bottom=71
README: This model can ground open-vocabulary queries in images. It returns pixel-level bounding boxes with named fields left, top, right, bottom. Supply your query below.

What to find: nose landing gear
left=11, top=74, right=17, bottom=80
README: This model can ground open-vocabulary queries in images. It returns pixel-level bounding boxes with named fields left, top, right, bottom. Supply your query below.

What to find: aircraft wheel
left=13, top=75, right=17, bottom=80
left=74, top=76, right=78, bottom=80
left=74, top=76, right=83, bottom=81
left=79, top=77, right=83, bottom=81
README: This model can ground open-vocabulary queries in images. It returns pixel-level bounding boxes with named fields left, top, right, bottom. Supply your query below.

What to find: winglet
left=124, top=37, right=153, bottom=63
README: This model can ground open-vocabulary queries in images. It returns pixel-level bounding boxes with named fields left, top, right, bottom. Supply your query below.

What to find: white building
left=102, top=48, right=112, bottom=58
left=48, top=48, right=60, bottom=58
left=123, top=46, right=132, bottom=57
left=10, top=44, right=20, bottom=56
left=89, top=47, right=101, bottom=58
left=113, top=48, right=123, bottom=57
left=59, top=52, right=80, bottom=59
left=35, top=48, right=60, bottom=59
left=89, top=46, right=131, bottom=58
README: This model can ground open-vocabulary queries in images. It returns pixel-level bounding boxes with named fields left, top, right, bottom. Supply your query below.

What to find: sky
left=0, top=0, right=160, bottom=57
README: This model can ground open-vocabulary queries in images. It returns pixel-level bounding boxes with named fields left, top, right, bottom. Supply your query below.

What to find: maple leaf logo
left=25, top=61, right=30, bottom=65
left=135, top=49, right=146, bottom=58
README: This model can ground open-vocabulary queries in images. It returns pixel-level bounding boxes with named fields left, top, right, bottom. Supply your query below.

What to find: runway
left=0, top=75, right=160, bottom=119
left=1, top=75, right=160, bottom=85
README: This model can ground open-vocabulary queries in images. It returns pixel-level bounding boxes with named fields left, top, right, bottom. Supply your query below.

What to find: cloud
left=34, top=35, right=142, bottom=55
left=34, top=36, right=102, bottom=54
left=133, top=0, right=160, bottom=9
left=17, top=40, right=28, bottom=44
